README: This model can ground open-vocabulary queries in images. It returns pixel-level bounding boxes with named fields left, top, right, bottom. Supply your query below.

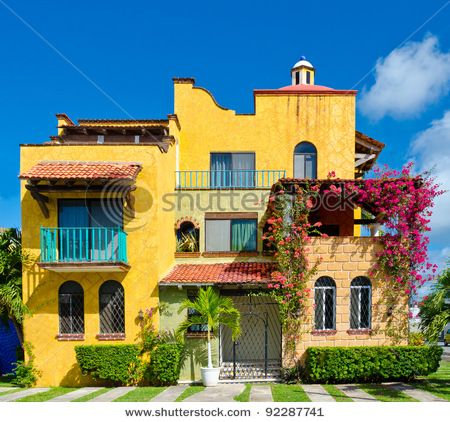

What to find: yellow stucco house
left=20, top=58, right=398, bottom=386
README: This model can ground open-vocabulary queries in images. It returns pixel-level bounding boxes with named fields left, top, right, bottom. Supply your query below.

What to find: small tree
left=419, top=265, right=450, bottom=342
left=0, top=228, right=30, bottom=346
left=177, top=287, right=241, bottom=368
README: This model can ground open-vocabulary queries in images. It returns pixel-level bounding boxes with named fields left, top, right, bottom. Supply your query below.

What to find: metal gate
left=220, top=293, right=282, bottom=380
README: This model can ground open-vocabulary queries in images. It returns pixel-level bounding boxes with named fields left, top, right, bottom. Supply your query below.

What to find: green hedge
left=75, top=345, right=141, bottom=386
left=146, top=343, right=184, bottom=386
left=304, top=346, right=442, bottom=384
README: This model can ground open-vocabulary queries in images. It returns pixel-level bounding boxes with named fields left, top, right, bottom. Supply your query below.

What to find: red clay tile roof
left=19, top=161, right=142, bottom=181
left=254, top=84, right=357, bottom=95
left=160, top=262, right=276, bottom=285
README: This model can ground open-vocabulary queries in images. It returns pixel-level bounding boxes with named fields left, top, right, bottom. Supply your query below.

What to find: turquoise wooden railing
left=40, top=227, right=127, bottom=263
left=175, top=170, right=286, bottom=189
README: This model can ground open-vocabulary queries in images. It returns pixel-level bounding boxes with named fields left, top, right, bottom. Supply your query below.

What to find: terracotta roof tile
left=19, top=161, right=142, bottom=181
left=160, top=262, right=276, bottom=285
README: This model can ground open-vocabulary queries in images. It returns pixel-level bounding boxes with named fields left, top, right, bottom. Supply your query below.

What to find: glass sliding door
left=210, top=153, right=255, bottom=188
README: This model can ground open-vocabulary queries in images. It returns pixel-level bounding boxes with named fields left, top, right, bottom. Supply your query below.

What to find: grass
left=321, top=384, right=353, bottom=402
left=72, top=387, right=112, bottom=402
left=0, top=388, right=23, bottom=397
left=234, top=384, right=251, bottom=402
left=0, top=375, right=15, bottom=387
left=271, top=384, right=311, bottom=402
left=359, top=384, right=417, bottom=402
left=412, top=360, right=450, bottom=401
left=175, top=385, right=205, bottom=402
left=16, top=387, right=77, bottom=402
left=114, top=387, right=166, bottom=402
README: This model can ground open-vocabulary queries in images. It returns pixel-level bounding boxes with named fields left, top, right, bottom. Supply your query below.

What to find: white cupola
left=291, top=56, right=315, bottom=85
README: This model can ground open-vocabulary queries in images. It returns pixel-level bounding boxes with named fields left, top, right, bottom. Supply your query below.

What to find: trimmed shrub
left=304, top=346, right=442, bottom=384
left=146, top=343, right=184, bottom=386
left=75, top=345, right=141, bottom=386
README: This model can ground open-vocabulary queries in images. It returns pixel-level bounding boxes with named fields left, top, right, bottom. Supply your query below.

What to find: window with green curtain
left=231, top=219, right=257, bottom=251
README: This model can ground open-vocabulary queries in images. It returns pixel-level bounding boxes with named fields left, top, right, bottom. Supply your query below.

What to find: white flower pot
left=201, top=367, right=221, bottom=386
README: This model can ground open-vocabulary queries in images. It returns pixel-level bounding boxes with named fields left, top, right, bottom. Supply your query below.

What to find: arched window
left=350, top=276, right=371, bottom=329
left=314, top=276, right=336, bottom=330
left=99, top=281, right=125, bottom=334
left=59, top=281, right=84, bottom=334
left=294, top=142, right=317, bottom=179
left=176, top=221, right=199, bottom=252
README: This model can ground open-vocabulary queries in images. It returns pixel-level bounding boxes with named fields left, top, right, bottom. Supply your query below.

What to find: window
left=350, top=276, right=371, bottom=329
left=294, top=142, right=317, bottom=179
left=210, top=153, right=255, bottom=188
left=314, top=276, right=336, bottom=330
left=58, top=199, right=123, bottom=261
left=205, top=218, right=257, bottom=252
left=186, top=290, right=208, bottom=334
left=59, top=281, right=84, bottom=334
left=306, top=71, right=311, bottom=84
left=176, top=221, right=199, bottom=252
left=295, top=71, right=300, bottom=85
left=99, top=280, right=125, bottom=334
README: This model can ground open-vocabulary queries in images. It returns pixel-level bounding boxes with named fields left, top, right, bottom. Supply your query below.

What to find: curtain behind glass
left=231, top=219, right=257, bottom=251
left=231, top=153, right=255, bottom=187
left=205, top=220, right=231, bottom=251
left=211, top=153, right=232, bottom=187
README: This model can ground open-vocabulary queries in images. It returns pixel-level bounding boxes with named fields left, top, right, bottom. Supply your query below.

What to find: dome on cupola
left=291, top=56, right=315, bottom=85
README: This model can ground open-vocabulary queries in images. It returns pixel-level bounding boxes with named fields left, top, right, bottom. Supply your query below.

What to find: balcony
left=39, top=227, right=129, bottom=272
left=176, top=170, right=286, bottom=190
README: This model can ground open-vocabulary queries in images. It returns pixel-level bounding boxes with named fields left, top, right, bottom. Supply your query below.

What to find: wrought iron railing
left=175, top=170, right=286, bottom=189
left=40, top=227, right=127, bottom=263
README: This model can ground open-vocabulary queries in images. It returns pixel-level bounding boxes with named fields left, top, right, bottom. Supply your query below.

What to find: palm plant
left=419, top=266, right=450, bottom=342
left=177, top=286, right=240, bottom=368
left=176, top=232, right=199, bottom=253
left=0, top=228, right=30, bottom=346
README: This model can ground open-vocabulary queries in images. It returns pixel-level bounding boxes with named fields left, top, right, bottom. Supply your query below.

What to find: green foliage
left=10, top=342, right=41, bottom=387
left=304, top=346, right=442, bottom=384
left=145, top=343, right=185, bottom=386
left=409, top=332, right=425, bottom=346
left=75, top=345, right=142, bottom=386
left=419, top=266, right=450, bottom=342
left=176, top=232, right=199, bottom=252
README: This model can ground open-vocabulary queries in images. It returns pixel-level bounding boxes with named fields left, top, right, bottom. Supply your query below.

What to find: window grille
left=59, top=281, right=84, bottom=334
left=314, top=276, right=336, bottom=330
left=99, top=280, right=125, bottom=334
left=350, top=276, right=371, bottom=329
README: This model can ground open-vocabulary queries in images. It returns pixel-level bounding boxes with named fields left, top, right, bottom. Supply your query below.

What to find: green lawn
left=412, top=360, right=450, bottom=401
left=271, top=384, right=311, bottom=402
left=114, top=387, right=166, bottom=402
left=17, top=387, right=77, bottom=402
left=234, top=384, right=251, bottom=402
left=175, top=386, right=205, bottom=402
left=0, top=388, right=23, bottom=397
left=359, top=384, right=417, bottom=402
left=0, top=375, right=15, bottom=387
left=321, top=384, right=353, bottom=402
left=72, top=387, right=112, bottom=402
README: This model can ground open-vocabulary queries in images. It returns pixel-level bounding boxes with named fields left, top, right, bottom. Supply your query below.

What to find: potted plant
left=177, top=286, right=240, bottom=386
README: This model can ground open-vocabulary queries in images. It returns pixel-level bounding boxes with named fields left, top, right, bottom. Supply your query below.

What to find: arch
left=350, top=276, right=372, bottom=329
left=99, top=280, right=125, bottom=334
left=314, top=276, right=336, bottom=330
left=294, top=141, right=317, bottom=179
left=59, top=281, right=84, bottom=334
left=176, top=219, right=200, bottom=252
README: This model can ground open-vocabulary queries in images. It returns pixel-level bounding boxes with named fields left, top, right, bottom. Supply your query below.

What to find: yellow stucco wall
left=174, top=81, right=356, bottom=179
left=20, top=144, right=175, bottom=386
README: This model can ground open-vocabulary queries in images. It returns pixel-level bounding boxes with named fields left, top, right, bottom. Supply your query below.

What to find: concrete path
left=151, top=385, right=188, bottom=402
left=250, top=385, right=273, bottom=402
left=48, top=387, right=103, bottom=402
left=302, top=384, right=335, bottom=402
left=0, top=387, right=17, bottom=394
left=184, top=384, right=245, bottom=402
left=335, top=384, right=377, bottom=402
left=0, top=388, right=50, bottom=402
left=388, top=383, right=447, bottom=402
left=89, top=387, right=136, bottom=402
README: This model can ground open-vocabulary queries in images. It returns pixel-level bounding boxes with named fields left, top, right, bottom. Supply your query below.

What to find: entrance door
left=220, top=293, right=282, bottom=380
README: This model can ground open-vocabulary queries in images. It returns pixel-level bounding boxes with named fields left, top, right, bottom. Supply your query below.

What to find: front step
left=220, top=361, right=282, bottom=380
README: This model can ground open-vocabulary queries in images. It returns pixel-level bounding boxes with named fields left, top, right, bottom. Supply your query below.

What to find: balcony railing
left=176, top=170, right=286, bottom=189
left=40, top=227, right=127, bottom=264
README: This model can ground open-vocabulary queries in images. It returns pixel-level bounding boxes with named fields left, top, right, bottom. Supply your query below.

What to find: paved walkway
left=89, top=387, right=136, bottom=402
left=0, top=387, right=17, bottom=394
left=335, top=384, right=377, bottom=402
left=302, top=384, right=335, bottom=402
left=0, top=388, right=50, bottom=402
left=184, top=384, right=245, bottom=402
left=388, top=383, right=447, bottom=402
left=48, top=387, right=103, bottom=402
left=151, top=385, right=188, bottom=402
left=249, top=385, right=273, bottom=402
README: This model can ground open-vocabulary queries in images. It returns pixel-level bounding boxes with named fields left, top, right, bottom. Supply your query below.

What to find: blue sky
left=1, top=0, right=450, bottom=276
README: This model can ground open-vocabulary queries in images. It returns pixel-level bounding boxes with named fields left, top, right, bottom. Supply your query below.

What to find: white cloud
left=359, top=35, right=450, bottom=120
left=410, top=111, right=450, bottom=245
